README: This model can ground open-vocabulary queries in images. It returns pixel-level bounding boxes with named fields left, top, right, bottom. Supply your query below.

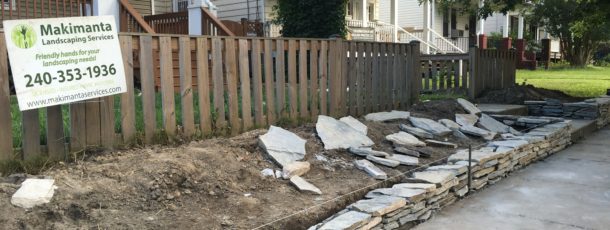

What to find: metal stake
left=467, top=144, right=472, bottom=194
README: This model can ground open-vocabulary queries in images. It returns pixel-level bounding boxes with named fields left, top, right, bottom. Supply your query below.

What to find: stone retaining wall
left=309, top=121, right=572, bottom=230
left=526, top=96, right=610, bottom=129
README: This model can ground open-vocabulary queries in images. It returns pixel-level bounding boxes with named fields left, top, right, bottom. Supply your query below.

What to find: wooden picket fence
left=0, top=33, right=422, bottom=161
left=421, top=53, right=470, bottom=93
left=468, top=47, right=517, bottom=98
left=420, top=47, right=517, bottom=99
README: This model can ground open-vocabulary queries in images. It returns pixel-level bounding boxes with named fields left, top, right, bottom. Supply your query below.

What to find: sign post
left=3, top=16, right=126, bottom=111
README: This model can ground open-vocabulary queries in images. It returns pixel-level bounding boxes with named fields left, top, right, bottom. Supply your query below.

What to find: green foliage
left=593, top=54, right=610, bottom=67
left=273, top=0, right=348, bottom=38
left=529, top=0, right=610, bottom=67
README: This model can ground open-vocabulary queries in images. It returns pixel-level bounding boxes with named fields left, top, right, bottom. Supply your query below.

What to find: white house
left=377, top=0, right=471, bottom=54
left=483, top=11, right=561, bottom=55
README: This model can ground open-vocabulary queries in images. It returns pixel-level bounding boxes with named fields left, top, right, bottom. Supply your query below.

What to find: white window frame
left=3, top=0, right=16, bottom=11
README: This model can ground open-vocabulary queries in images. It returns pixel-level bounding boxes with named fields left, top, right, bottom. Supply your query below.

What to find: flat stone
left=386, top=154, right=419, bottom=166
left=460, top=125, right=497, bottom=140
left=399, top=124, right=434, bottom=139
left=426, top=164, right=468, bottom=175
left=348, top=147, right=389, bottom=157
left=455, top=185, right=469, bottom=197
left=410, top=170, right=455, bottom=185
left=11, top=179, right=56, bottom=209
left=354, top=160, right=388, bottom=180
left=340, top=116, right=368, bottom=135
left=455, top=114, right=479, bottom=127
left=438, top=119, right=461, bottom=131
left=408, top=117, right=452, bottom=136
left=351, top=196, right=407, bottom=216
left=448, top=148, right=502, bottom=164
left=386, top=132, right=426, bottom=147
left=488, top=140, right=529, bottom=149
left=392, top=183, right=436, bottom=194
left=365, top=188, right=427, bottom=202
left=424, top=139, right=458, bottom=148
left=359, top=216, right=382, bottom=230
left=366, top=155, right=400, bottom=168
left=478, top=113, right=522, bottom=135
left=318, top=211, right=371, bottom=230
left=453, top=130, right=470, bottom=139
left=261, top=168, right=275, bottom=177
left=457, top=98, right=482, bottom=115
left=259, top=126, right=307, bottom=167
left=289, top=176, right=322, bottom=195
left=316, top=115, right=374, bottom=150
left=364, top=110, right=410, bottom=122
left=474, top=167, right=495, bottom=178
left=393, top=147, right=420, bottom=158
left=282, top=161, right=311, bottom=179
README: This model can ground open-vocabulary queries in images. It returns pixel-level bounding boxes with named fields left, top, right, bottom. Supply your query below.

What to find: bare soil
left=477, top=84, right=584, bottom=104
left=0, top=102, right=484, bottom=230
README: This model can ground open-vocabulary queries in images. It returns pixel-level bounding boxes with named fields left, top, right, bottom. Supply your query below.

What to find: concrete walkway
left=414, top=127, right=610, bottom=230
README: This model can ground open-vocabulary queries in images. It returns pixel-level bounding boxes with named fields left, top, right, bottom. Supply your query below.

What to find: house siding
left=212, top=0, right=266, bottom=21
left=484, top=12, right=506, bottom=36
left=128, top=0, right=152, bottom=16
left=154, top=0, right=174, bottom=14
left=378, top=0, right=423, bottom=30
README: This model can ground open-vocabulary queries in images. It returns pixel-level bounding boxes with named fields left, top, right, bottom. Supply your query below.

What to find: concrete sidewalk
left=414, top=127, right=610, bottom=230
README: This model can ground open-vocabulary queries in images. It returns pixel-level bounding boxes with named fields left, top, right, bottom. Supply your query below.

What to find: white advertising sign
left=3, top=16, right=127, bottom=111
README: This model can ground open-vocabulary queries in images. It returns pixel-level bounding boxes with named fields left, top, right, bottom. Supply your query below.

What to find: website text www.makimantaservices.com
left=25, top=86, right=122, bottom=108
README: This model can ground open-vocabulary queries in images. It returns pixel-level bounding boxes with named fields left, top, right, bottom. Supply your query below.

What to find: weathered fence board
left=1, top=33, right=514, bottom=163
left=140, top=36, right=157, bottom=144
left=0, top=36, right=12, bottom=160
left=179, top=37, right=196, bottom=137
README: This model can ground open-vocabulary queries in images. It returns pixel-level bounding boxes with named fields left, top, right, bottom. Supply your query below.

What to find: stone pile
left=525, top=99, right=563, bottom=117
left=564, top=97, right=610, bottom=128
left=309, top=120, right=573, bottom=230
left=526, top=97, right=610, bottom=129
left=490, top=115, right=564, bottom=128
left=259, top=126, right=320, bottom=194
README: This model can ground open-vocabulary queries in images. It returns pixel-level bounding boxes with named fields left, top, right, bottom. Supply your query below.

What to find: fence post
left=468, top=46, right=478, bottom=100
left=409, top=41, right=421, bottom=106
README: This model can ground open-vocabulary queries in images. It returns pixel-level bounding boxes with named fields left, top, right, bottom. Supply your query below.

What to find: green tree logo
left=11, top=24, right=37, bottom=49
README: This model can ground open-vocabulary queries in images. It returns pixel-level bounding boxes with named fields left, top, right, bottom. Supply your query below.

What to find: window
left=176, top=0, right=189, bottom=12
left=2, top=0, right=16, bottom=11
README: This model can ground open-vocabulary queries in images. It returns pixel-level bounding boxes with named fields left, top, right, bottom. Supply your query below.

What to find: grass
left=516, top=64, right=610, bottom=98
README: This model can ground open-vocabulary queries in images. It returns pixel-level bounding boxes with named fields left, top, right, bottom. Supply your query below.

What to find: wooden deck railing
left=0, top=0, right=91, bottom=26
left=201, top=7, right=234, bottom=36
left=144, top=11, right=188, bottom=34
left=119, top=0, right=155, bottom=33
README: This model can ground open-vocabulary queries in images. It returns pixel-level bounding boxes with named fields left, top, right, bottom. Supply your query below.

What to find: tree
left=273, top=0, right=348, bottom=38
left=529, top=0, right=610, bottom=67
left=433, top=0, right=610, bottom=67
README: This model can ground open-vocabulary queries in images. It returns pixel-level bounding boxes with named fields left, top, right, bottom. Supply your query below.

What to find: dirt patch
left=0, top=103, right=484, bottom=229
left=409, top=99, right=467, bottom=120
left=477, top=84, right=585, bottom=104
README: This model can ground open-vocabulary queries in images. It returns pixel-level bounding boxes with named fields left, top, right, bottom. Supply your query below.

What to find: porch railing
left=201, top=7, right=234, bottom=36
left=429, top=29, right=464, bottom=53
left=144, top=11, right=188, bottom=34
left=0, top=0, right=92, bottom=27
left=119, top=0, right=155, bottom=33
left=435, top=37, right=469, bottom=53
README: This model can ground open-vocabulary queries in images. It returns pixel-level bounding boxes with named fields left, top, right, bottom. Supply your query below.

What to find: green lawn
left=516, top=65, right=610, bottom=98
